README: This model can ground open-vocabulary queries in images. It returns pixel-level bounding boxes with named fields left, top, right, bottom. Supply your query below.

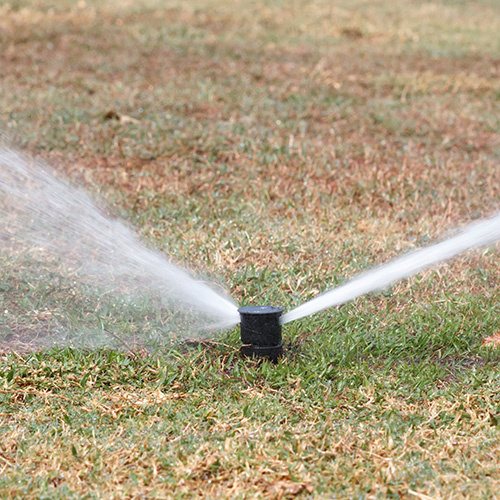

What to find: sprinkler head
left=238, top=305, right=284, bottom=361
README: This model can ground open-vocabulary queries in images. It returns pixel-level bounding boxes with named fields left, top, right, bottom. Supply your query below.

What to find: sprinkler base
left=238, top=305, right=284, bottom=361
left=240, top=343, right=283, bottom=361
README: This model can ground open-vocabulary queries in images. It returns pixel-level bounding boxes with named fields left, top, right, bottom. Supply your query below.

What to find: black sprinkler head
left=238, top=305, right=284, bottom=361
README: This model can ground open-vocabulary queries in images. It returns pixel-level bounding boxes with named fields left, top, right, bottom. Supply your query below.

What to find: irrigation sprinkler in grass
left=2, top=147, right=500, bottom=357
left=238, top=305, right=284, bottom=361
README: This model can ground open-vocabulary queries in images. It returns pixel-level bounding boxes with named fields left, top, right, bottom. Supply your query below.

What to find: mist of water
left=0, top=147, right=240, bottom=349
left=282, top=212, right=500, bottom=324
left=2, top=145, right=499, bottom=352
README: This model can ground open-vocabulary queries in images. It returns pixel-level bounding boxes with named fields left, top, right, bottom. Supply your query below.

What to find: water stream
left=1, top=146, right=499, bottom=350
left=0, top=148, right=239, bottom=349
left=282, top=212, right=500, bottom=324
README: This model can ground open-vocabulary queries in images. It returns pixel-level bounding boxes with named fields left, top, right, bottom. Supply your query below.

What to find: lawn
left=1, top=0, right=500, bottom=498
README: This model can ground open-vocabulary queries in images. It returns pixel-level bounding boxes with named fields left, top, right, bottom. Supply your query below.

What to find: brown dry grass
left=2, top=364, right=500, bottom=499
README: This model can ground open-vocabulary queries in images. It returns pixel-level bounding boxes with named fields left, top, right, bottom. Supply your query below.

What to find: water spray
left=2, top=147, right=500, bottom=357
left=238, top=306, right=284, bottom=361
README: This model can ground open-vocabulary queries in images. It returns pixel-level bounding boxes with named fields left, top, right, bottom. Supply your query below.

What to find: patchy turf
left=1, top=0, right=500, bottom=498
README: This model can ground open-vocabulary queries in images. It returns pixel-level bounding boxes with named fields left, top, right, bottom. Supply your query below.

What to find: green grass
left=2, top=312, right=500, bottom=499
left=1, top=0, right=500, bottom=497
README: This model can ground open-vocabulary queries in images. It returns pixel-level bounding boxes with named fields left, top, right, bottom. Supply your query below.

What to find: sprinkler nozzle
left=238, top=305, right=284, bottom=361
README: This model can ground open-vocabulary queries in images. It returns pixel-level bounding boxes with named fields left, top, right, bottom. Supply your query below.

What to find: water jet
left=0, top=147, right=241, bottom=350
left=2, top=147, right=500, bottom=356
left=238, top=305, right=284, bottom=361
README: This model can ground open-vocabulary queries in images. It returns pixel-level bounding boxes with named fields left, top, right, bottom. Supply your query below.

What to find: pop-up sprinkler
left=238, top=305, right=284, bottom=361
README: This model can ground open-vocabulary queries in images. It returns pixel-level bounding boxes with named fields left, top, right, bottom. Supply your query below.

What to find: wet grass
left=1, top=0, right=500, bottom=498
